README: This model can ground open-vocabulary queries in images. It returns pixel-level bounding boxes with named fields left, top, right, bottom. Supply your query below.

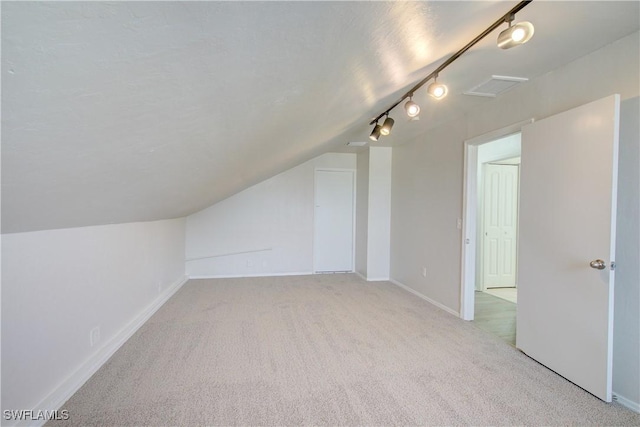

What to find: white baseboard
left=354, top=271, right=389, bottom=282
left=18, top=275, right=189, bottom=427
left=613, top=392, right=640, bottom=413
left=354, top=271, right=367, bottom=281
left=188, top=271, right=313, bottom=279
left=389, top=279, right=460, bottom=317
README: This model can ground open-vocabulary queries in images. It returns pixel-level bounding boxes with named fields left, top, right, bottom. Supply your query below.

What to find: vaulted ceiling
left=2, top=1, right=639, bottom=233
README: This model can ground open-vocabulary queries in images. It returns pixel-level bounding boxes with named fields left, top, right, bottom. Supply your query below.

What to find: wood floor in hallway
left=474, top=290, right=516, bottom=346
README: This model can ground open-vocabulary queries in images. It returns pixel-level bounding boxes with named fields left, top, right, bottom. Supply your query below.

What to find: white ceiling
left=2, top=1, right=639, bottom=233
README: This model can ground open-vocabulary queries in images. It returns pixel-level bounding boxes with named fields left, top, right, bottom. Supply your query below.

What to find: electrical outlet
left=422, top=267, right=427, bottom=277
left=90, top=326, right=101, bottom=347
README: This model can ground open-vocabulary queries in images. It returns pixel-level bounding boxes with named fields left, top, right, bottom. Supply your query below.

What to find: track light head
left=380, top=116, right=395, bottom=136
left=369, top=123, right=382, bottom=141
left=427, top=81, right=448, bottom=100
left=404, top=99, right=420, bottom=118
left=497, top=20, right=534, bottom=49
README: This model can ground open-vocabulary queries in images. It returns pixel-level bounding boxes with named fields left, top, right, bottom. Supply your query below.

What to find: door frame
left=312, top=168, right=357, bottom=274
left=460, top=119, right=533, bottom=320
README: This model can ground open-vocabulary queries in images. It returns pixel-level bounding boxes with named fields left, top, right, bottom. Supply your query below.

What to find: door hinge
left=610, top=261, right=616, bottom=271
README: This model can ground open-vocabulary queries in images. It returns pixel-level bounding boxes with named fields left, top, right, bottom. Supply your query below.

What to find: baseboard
left=613, top=392, right=640, bottom=413
left=389, top=279, right=460, bottom=317
left=354, top=271, right=367, bottom=281
left=188, top=271, right=313, bottom=279
left=354, top=271, right=389, bottom=282
left=17, top=275, right=189, bottom=427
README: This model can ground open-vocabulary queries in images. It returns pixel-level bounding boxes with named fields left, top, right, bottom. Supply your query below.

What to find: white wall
left=366, top=147, right=392, bottom=280
left=391, top=121, right=467, bottom=310
left=355, top=147, right=392, bottom=281
left=390, top=32, right=639, bottom=408
left=613, top=96, right=640, bottom=409
left=465, top=32, right=640, bottom=140
left=355, top=149, right=370, bottom=278
left=476, top=133, right=521, bottom=165
left=1, top=218, right=186, bottom=420
left=185, top=153, right=356, bottom=278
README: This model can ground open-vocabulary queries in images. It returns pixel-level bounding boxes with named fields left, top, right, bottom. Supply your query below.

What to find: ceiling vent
left=464, top=75, right=528, bottom=98
left=346, top=141, right=368, bottom=147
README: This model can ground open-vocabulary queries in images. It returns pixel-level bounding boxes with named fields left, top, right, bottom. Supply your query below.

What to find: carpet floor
left=49, top=274, right=639, bottom=426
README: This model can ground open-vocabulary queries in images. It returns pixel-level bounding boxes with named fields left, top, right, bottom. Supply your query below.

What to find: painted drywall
left=390, top=31, right=639, bottom=408
left=7, top=1, right=553, bottom=234
left=391, top=121, right=467, bottom=310
left=185, top=153, right=356, bottom=278
left=366, top=147, right=393, bottom=280
left=1, top=218, right=186, bottom=420
left=355, top=149, right=370, bottom=278
left=613, top=96, right=640, bottom=408
left=476, top=133, right=521, bottom=165
left=466, top=33, right=640, bottom=140
left=355, top=147, right=393, bottom=281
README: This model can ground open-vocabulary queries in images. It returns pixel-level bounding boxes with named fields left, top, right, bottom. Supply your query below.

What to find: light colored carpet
left=49, top=274, right=639, bottom=426
left=484, top=287, right=518, bottom=304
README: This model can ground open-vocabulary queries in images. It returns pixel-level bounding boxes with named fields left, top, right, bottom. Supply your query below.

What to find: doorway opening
left=460, top=121, right=530, bottom=345
left=475, top=137, right=520, bottom=345
left=475, top=135, right=520, bottom=345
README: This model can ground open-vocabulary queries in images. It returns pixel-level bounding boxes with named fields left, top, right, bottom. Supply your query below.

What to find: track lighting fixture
left=404, top=98, right=420, bottom=118
left=497, top=14, right=534, bottom=49
left=380, top=116, right=395, bottom=136
left=368, top=1, right=533, bottom=138
left=369, top=123, right=382, bottom=141
left=427, top=76, right=448, bottom=100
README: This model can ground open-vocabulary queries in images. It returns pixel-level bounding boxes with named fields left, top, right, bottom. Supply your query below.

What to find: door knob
left=589, top=259, right=606, bottom=270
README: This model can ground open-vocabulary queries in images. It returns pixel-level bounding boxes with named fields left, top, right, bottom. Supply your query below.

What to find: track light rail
left=369, top=0, right=533, bottom=126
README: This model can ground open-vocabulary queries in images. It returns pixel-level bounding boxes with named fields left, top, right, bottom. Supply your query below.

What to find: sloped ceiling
left=2, top=1, right=639, bottom=233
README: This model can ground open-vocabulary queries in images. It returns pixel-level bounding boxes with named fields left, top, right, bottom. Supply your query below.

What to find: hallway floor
left=483, top=287, right=517, bottom=303
left=474, top=291, right=516, bottom=346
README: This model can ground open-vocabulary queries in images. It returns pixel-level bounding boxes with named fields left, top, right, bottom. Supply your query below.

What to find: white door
left=517, top=95, right=619, bottom=402
left=482, top=163, right=519, bottom=288
left=314, top=170, right=354, bottom=273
